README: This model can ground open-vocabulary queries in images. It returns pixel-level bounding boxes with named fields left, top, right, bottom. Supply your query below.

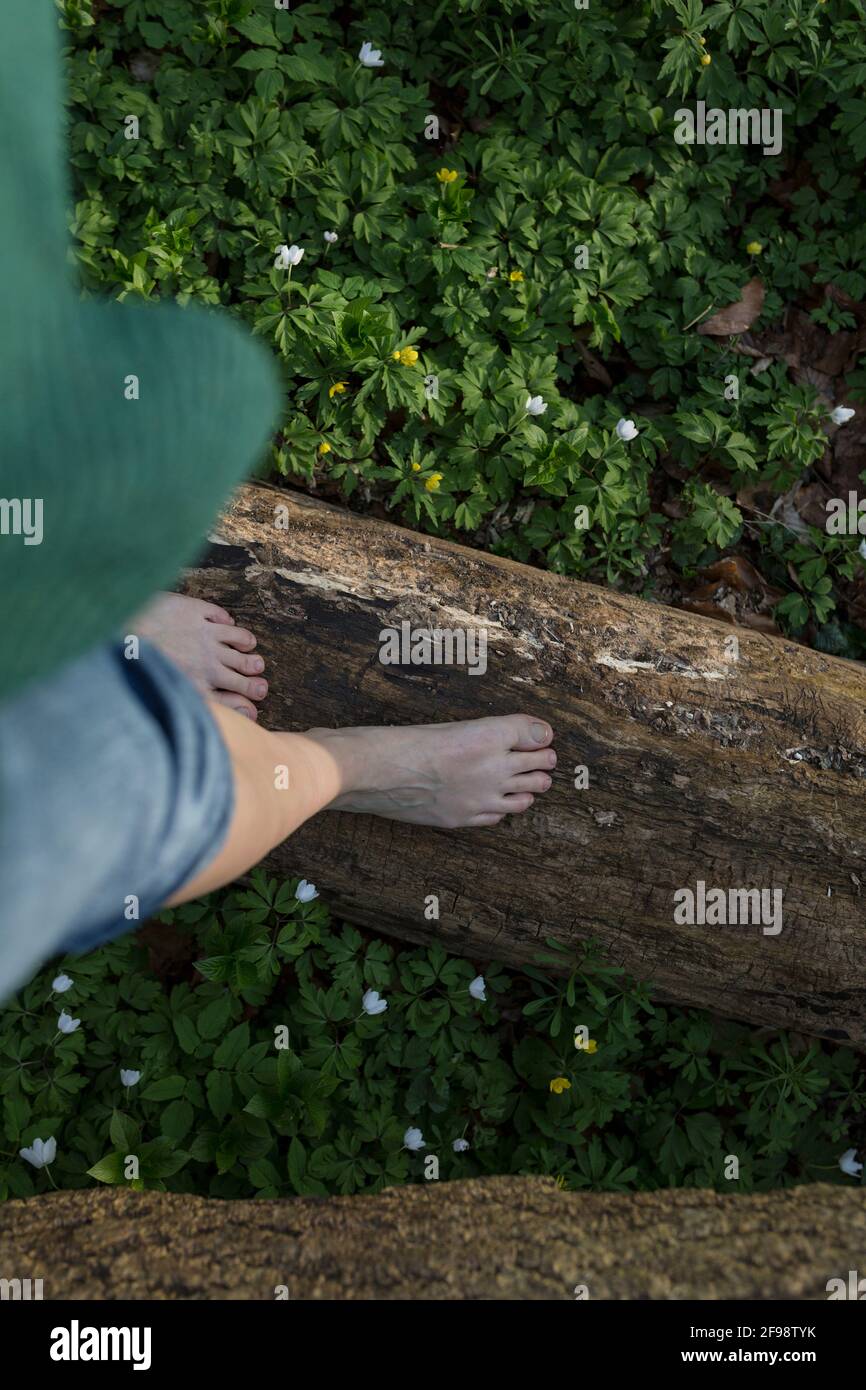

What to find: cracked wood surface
left=182, top=483, right=866, bottom=1046
left=3, top=1180, right=863, bottom=1299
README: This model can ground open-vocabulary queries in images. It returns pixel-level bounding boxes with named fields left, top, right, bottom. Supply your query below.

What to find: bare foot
left=133, top=593, right=268, bottom=721
left=306, top=714, right=556, bottom=828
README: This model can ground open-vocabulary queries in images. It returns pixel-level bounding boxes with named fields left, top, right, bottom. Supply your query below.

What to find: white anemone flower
left=362, top=989, right=388, bottom=1016
left=274, top=243, right=304, bottom=269
left=358, top=42, right=384, bottom=68
left=20, top=1136, right=56, bottom=1169
left=839, top=1148, right=863, bottom=1178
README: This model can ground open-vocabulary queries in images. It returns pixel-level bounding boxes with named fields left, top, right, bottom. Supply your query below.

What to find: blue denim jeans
left=0, top=640, right=234, bottom=998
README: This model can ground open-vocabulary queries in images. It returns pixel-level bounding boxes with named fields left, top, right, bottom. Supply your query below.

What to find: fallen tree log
left=3, top=1179, right=863, bottom=1299
left=183, top=483, right=866, bottom=1046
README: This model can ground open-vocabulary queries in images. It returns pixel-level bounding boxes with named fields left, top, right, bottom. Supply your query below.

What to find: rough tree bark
left=182, top=483, right=866, bottom=1047
left=2, top=1180, right=863, bottom=1299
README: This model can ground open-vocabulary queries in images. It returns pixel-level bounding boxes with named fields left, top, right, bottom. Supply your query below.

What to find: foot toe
left=507, top=716, right=554, bottom=751
left=202, top=603, right=235, bottom=626
left=212, top=692, right=258, bottom=721
left=219, top=625, right=257, bottom=652
left=217, top=668, right=268, bottom=701
left=499, top=791, right=535, bottom=814
left=221, top=647, right=265, bottom=677
left=468, top=813, right=504, bottom=827
left=510, top=748, right=557, bottom=775
left=509, top=771, right=552, bottom=794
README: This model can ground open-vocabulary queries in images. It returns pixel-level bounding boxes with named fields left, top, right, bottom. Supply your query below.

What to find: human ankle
left=273, top=729, right=347, bottom=812
left=303, top=727, right=371, bottom=804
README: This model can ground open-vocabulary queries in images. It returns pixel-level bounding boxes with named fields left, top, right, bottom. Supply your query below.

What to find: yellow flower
left=328, top=382, right=347, bottom=398
left=509, top=269, right=524, bottom=282
left=392, top=350, right=401, bottom=360
left=318, top=441, right=331, bottom=454
left=699, top=35, right=707, bottom=45
left=586, top=1039, right=598, bottom=1054
left=549, top=1076, right=571, bottom=1095
left=399, top=347, right=419, bottom=366
left=700, top=52, right=712, bottom=65
left=424, top=472, right=443, bottom=492
left=436, top=168, right=458, bottom=183
left=746, top=241, right=763, bottom=255
left=411, top=462, right=422, bottom=472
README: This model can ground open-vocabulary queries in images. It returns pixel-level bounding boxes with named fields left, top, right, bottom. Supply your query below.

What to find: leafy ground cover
left=2, top=873, right=864, bottom=1199
left=61, top=0, right=866, bottom=649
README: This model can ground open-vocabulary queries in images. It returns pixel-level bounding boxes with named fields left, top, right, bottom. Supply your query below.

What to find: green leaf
left=142, top=1075, right=187, bottom=1102
left=235, top=50, right=278, bottom=71
left=87, top=1152, right=126, bottom=1185
left=214, top=1022, right=250, bottom=1070
left=139, top=21, right=170, bottom=48
left=233, top=14, right=280, bottom=48
left=280, top=47, right=334, bottom=84
left=206, top=1070, right=234, bottom=1121
left=287, top=1137, right=307, bottom=1193
left=248, top=1157, right=282, bottom=1190
left=109, top=1110, right=140, bottom=1152
left=142, top=1139, right=190, bottom=1179
left=197, top=995, right=233, bottom=1040
left=173, top=1014, right=199, bottom=1055
left=255, top=70, right=285, bottom=103
left=161, top=1099, right=194, bottom=1143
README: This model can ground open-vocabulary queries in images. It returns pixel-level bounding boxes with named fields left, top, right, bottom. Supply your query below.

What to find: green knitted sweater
left=0, top=4, right=282, bottom=702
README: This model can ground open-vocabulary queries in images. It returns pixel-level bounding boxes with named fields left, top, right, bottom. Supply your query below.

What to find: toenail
left=253, top=681, right=267, bottom=697
left=252, top=657, right=264, bottom=672
left=547, top=750, right=556, bottom=765
left=532, top=722, right=548, bottom=742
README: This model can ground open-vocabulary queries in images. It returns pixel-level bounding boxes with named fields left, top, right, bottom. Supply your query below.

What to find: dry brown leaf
left=741, top=612, right=781, bottom=634
left=679, top=598, right=736, bottom=625
left=699, top=555, right=764, bottom=593
left=697, top=278, right=765, bottom=336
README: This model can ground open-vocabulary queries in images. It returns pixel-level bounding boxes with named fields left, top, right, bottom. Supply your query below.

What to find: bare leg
left=167, top=707, right=556, bottom=904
